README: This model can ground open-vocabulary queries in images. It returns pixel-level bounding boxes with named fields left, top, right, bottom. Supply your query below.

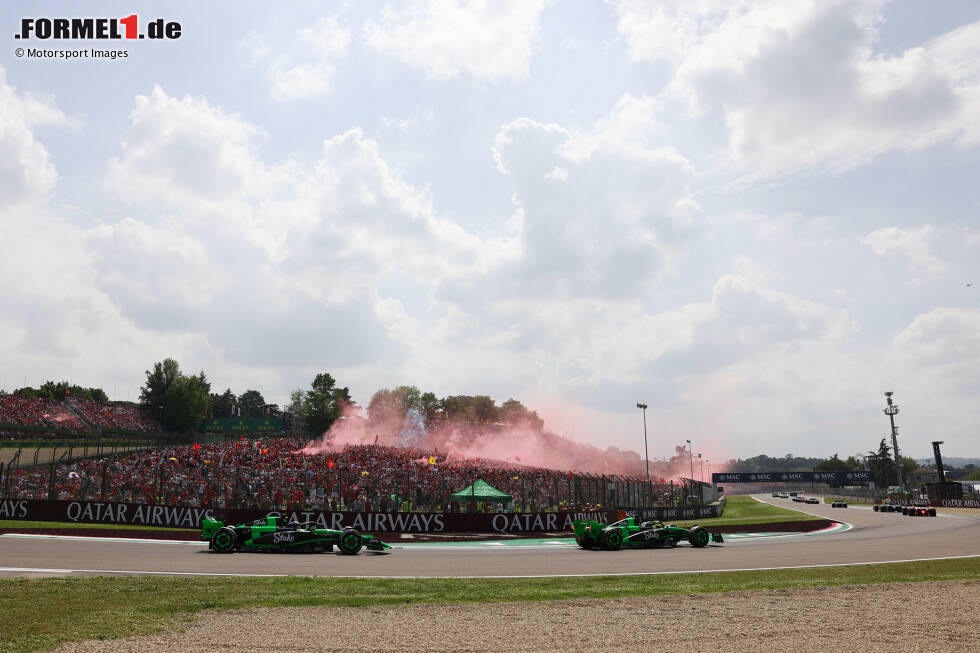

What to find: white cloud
left=889, top=307, right=980, bottom=391
left=105, top=85, right=278, bottom=206
left=364, top=0, right=548, bottom=81
left=239, top=15, right=350, bottom=101
left=0, top=67, right=71, bottom=208
left=271, top=16, right=351, bottom=100
left=380, top=106, right=435, bottom=134
left=270, top=63, right=335, bottom=101
left=860, top=225, right=947, bottom=277
left=613, top=0, right=980, bottom=180
left=302, top=15, right=352, bottom=58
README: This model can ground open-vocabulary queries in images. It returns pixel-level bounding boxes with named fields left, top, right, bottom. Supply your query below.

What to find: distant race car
left=572, top=516, right=723, bottom=550
left=202, top=515, right=391, bottom=554
left=902, top=506, right=937, bottom=517
left=873, top=503, right=936, bottom=516
left=831, top=500, right=848, bottom=508
left=805, top=497, right=819, bottom=504
left=792, top=496, right=804, bottom=502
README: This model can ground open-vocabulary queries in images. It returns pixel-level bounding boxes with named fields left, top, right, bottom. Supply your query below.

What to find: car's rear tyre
left=873, top=505, right=879, bottom=512
left=210, top=527, right=237, bottom=553
left=576, top=535, right=592, bottom=549
left=689, top=527, right=710, bottom=548
left=664, top=537, right=678, bottom=548
left=602, top=529, right=623, bottom=551
left=338, top=529, right=363, bottom=555
left=928, top=508, right=937, bottom=516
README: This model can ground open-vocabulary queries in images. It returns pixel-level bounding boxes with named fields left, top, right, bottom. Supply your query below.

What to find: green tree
left=139, top=359, right=209, bottom=431
left=14, top=381, right=108, bottom=402
left=161, top=375, right=209, bottom=431
left=303, top=373, right=352, bottom=436
left=867, top=438, right=894, bottom=487
left=238, top=389, right=266, bottom=418
left=420, top=391, right=440, bottom=423
left=210, top=388, right=237, bottom=418
left=367, top=386, right=421, bottom=422
left=814, top=453, right=850, bottom=472
left=139, top=358, right=182, bottom=413
left=499, top=398, right=545, bottom=430
left=900, top=456, right=919, bottom=481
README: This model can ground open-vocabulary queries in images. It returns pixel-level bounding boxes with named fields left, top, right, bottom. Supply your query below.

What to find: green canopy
left=450, top=478, right=513, bottom=503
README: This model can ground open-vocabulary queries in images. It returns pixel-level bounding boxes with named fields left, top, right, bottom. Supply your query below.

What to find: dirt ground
left=56, top=579, right=979, bottom=652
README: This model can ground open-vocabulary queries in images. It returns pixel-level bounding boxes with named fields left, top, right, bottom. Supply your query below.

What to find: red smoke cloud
left=300, top=405, right=727, bottom=480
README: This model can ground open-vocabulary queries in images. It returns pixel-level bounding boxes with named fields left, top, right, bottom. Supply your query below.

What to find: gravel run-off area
left=56, top=579, right=979, bottom=653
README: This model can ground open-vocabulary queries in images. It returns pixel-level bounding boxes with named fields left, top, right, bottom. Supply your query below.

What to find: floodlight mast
left=636, top=403, right=650, bottom=503
left=883, top=392, right=903, bottom=488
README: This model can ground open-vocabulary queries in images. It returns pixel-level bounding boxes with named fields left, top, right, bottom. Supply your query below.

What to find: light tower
left=636, top=403, right=650, bottom=505
left=883, top=392, right=903, bottom=488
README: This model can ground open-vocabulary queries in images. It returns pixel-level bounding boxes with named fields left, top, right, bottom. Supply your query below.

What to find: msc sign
left=711, top=471, right=873, bottom=484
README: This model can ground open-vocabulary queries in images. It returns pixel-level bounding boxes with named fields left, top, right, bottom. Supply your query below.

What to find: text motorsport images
left=13, top=14, right=181, bottom=61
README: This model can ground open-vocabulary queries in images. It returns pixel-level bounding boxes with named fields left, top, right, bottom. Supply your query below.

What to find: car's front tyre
left=210, top=526, right=237, bottom=554
left=338, top=529, right=363, bottom=555
left=689, top=527, right=710, bottom=548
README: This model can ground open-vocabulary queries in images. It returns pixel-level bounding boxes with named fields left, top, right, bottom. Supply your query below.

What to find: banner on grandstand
left=711, top=471, right=873, bottom=484
left=198, top=418, right=283, bottom=433
left=0, top=499, right=617, bottom=533
left=629, top=505, right=720, bottom=520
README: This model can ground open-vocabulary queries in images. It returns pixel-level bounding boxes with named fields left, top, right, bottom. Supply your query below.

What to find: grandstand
left=0, top=394, right=88, bottom=431
left=2, top=438, right=667, bottom=512
left=66, top=398, right=159, bottom=432
left=0, top=393, right=159, bottom=435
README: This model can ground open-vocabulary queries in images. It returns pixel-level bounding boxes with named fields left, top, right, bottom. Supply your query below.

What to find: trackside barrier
left=0, top=499, right=619, bottom=533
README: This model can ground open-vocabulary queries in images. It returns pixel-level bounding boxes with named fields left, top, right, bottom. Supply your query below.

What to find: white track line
left=2, top=554, right=978, bottom=579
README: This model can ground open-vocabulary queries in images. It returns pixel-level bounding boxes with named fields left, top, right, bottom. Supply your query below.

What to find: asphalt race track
left=1, top=496, right=978, bottom=578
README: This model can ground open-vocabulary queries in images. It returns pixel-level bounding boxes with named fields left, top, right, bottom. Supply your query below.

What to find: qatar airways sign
left=0, top=500, right=614, bottom=533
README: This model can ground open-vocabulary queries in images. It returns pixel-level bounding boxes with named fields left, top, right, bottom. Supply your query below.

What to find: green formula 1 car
left=572, top=516, right=723, bottom=550
left=201, top=515, right=391, bottom=554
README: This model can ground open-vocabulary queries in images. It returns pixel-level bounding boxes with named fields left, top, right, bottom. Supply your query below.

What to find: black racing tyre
left=602, top=528, right=623, bottom=551
left=873, top=505, right=879, bottom=512
left=664, top=537, right=678, bottom=548
left=928, top=508, right=937, bottom=516
left=338, top=529, right=363, bottom=555
left=576, top=534, right=592, bottom=549
left=210, top=526, right=237, bottom=554
left=690, top=528, right=710, bottom=548
left=901, top=506, right=908, bottom=515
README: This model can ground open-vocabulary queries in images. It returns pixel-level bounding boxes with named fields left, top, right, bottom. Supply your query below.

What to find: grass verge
left=711, top=494, right=820, bottom=521
left=1, top=557, right=977, bottom=652
left=823, top=497, right=873, bottom=506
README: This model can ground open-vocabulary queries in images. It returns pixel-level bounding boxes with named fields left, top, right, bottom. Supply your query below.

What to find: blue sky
left=1, top=0, right=978, bottom=461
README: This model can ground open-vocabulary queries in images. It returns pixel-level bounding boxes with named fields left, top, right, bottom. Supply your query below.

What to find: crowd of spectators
left=0, top=394, right=87, bottom=431
left=0, top=393, right=159, bottom=434
left=66, top=398, right=158, bottom=432
left=2, top=437, right=669, bottom=512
